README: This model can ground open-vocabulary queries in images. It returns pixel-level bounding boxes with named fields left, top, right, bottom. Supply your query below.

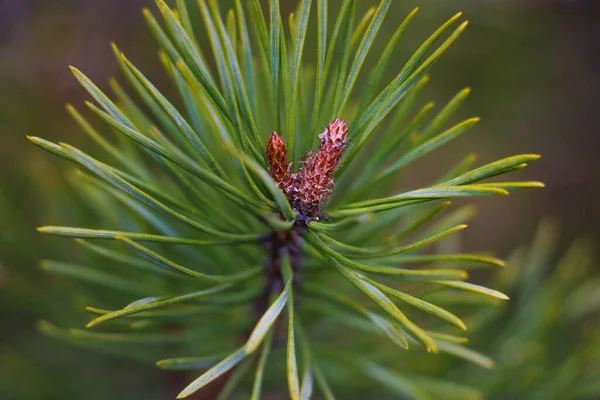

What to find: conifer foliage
left=30, top=0, right=543, bottom=398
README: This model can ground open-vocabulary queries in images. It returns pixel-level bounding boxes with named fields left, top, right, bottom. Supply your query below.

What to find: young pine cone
left=267, top=119, right=348, bottom=221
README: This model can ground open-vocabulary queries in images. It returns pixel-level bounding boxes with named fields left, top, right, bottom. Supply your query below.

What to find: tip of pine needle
left=113, top=235, right=128, bottom=243
left=498, top=293, right=510, bottom=301
left=68, top=65, right=79, bottom=75
left=451, top=11, right=463, bottom=21
left=155, top=0, right=168, bottom=12
left=426, top=343, right=439, bottom=354
left=85, top=320, right=99, bottom=329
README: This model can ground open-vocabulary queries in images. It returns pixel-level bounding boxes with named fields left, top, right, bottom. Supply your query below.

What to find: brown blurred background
left=0, top=0, right=599, bottom=398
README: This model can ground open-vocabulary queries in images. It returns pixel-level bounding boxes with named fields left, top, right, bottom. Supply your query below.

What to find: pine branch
left=29, top=1, right=548, bottom=399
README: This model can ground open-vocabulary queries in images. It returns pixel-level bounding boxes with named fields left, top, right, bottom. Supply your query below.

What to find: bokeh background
left=1, top=0, right=599, bottom=398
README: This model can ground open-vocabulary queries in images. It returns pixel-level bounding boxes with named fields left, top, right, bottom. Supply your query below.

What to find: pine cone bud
left=316, top=118, right=348, bottom=176
left=296, top=119, right=347, bottom=218
left=266, top=132, right=292, bottom=192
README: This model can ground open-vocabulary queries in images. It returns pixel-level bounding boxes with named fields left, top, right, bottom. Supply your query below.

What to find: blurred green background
left=1, top=0, right=598, bottom=398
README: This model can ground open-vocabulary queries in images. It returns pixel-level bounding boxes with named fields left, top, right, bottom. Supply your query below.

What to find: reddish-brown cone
left=295, top=119, right=348, bottom=218
left=266, top=131, right=293, bottom=195
left=266, top=120, right=348, bottom=221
